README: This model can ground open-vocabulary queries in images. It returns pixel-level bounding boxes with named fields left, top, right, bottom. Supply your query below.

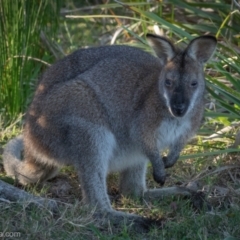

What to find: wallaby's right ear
left=185, top=35, right=217, bottom=63
left=146, top=33, right=176, bottom=65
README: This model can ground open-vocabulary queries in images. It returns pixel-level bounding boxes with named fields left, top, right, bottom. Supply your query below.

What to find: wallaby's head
left=147, top=34, right=217, bottom=117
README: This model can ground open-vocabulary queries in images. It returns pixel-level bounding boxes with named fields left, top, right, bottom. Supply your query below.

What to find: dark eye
left=165, top=79, right=173, bottom=87
left=191, top=81, right=198, bottom=87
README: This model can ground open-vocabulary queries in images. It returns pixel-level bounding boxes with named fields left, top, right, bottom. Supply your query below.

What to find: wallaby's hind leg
left=72, top=126, right=115, bottom=211
left=72, top=127, right=156, bottom=231
left=119, top=162, right=147, bottom=197
left=76, top=158, right=111, bottom=210
left=76, top=154, right=154, bottom=232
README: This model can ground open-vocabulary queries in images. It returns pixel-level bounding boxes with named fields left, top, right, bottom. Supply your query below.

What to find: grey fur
left=3, top=34, right=217, bottom=230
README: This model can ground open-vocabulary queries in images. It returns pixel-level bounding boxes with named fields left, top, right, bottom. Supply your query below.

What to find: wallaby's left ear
left=146, top=33, right=176, bottom=65
left=185, top=35, right=217, bottom=63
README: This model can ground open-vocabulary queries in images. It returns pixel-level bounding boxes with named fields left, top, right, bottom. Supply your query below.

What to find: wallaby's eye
left=165, top=79, right=173, bottom=88
left=191, top=81, right=198, bottom=87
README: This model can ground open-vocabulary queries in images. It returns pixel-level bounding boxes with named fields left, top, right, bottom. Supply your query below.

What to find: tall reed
left=0, top=0, right=61, bottom=122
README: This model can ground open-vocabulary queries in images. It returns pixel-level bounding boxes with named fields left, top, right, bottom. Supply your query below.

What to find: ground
left=0, top=132, right=240, bottom=239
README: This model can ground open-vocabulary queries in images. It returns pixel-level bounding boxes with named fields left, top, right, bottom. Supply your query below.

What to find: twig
left=0, top=180, right=58, bottom=211
left=233, top=0, right=240, bottom=9
left=12, top=56, right=50, bottom=66
left=193, top=165, right=240, bottom=181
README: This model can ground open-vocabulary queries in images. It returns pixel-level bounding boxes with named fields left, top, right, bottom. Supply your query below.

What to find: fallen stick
left=0, top=180, right=58, bottom=211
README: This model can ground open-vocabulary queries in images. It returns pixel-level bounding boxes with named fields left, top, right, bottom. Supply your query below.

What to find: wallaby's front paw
left=163, top=156, right=171, bottom=168
left=163, top=156, right=175, bottom=168
left=153, top=170, right=166, bottom=186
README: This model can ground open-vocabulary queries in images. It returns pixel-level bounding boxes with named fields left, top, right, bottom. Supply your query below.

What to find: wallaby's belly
left=108, top=148, right=147, bottom=173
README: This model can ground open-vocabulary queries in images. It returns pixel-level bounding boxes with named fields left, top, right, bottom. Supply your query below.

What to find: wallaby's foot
left=93, top=210, right=163, bottom=233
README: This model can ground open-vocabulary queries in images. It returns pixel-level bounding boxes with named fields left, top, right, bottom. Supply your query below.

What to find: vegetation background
left=0, top=0, right=240, bottom=239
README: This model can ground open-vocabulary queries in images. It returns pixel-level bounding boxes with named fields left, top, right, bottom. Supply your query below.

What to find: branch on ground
left=0, top=180, right=59, bottom=211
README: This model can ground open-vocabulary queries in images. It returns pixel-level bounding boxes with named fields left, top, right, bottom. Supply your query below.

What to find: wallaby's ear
left=146, top=33, right=176, bottom=65
left=185, top=35, right=217, bottom=63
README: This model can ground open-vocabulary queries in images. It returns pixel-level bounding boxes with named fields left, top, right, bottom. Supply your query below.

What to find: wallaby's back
left=38, top=45, right=161, bottom=90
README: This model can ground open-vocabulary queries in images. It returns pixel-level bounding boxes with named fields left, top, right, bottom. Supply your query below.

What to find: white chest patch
left=157, top=116, right=191, bottom=150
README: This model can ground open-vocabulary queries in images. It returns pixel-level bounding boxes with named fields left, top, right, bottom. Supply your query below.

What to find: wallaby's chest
left=157, top=117, right=191, bottom=149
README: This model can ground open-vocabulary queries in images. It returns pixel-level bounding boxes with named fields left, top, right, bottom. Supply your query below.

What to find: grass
left=0, top=156, right=240, bottom=239
left=0, top=0, right=61, bottom=122
left=1, top=0, right=240, bottom=239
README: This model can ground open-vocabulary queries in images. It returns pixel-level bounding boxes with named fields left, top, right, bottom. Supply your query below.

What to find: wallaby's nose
left=172, top=103, right=186, bottom=117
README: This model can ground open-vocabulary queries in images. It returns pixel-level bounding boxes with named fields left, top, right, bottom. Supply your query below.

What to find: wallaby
left=3, top=34, right=217, bottom=230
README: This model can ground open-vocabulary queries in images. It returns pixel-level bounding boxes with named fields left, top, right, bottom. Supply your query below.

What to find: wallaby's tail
left=3, top=135, right=59, bottom=185
left=3, top=135, right=24, bottom=179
